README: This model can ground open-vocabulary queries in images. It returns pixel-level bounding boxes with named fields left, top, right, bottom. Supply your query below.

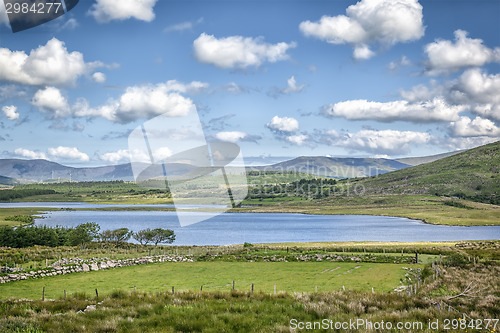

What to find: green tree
left=111, top=228, right=132, bottom=243
left=132, top=228, right=154, bottom=245
left=68, top=222, right=100, bottom=246
left=150, top=228, right=175, bottom=245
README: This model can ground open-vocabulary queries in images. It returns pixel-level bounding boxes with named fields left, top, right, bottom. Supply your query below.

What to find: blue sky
left=0, top=0, right=499, bottom=166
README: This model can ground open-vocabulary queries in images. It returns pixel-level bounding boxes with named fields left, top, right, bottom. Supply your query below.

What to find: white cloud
left=425, top=30, right=500, bottom=75
left=75, top=83, right=196, bottom=123
left=286, top=134, right=309, bottom=146
left=99, top=149, right=131, bottom=164
left=299, top=0, right=424, bottom=59
left=32, top=81, right=203, bottom=123
left=32, top=87, right=71, bottom=118
left=266, top=116, right=299, bottom=132
left=161, top=80, right=209, bottom=94
left=353, top=44, right=375, bottom=60
left=48, top=146, right=89, bottom=162
left=14, top=148, right=47, bottom=160
left=2, top=105, right=19, bottom=120
left=448, top=116, right=500, bottom=137
left=92, top=72, right=106, bottom=83
left=215, top=131, right=248, bottom=143
left=326, top=97, right=465, bottom=123
left=89, top=0, right=157, bottom=23
left=269, top=75, right=306, bottom=97
left=283, top=76, right=306, bottom=94
left=438, top=136, right=499, bottom=151
left=0, top=38, right=102, bottom=86
left=193, top=33, right=296, bottom=69
left=324, top=129, right=430, bottom=155
left=450, top=69, right=500, bottom=121
left=164, top=17, right=203, bottom=33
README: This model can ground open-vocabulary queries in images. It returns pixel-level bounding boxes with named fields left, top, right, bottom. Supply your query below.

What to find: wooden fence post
left=232, top=280, right=235, bottom=290
left=95, top=289, right=98, bottom=299
left=251, top=283, right=254, bottom=294
left=42, top=286, right=45, bottom=301
left=172, top=286, right=175, bottom=295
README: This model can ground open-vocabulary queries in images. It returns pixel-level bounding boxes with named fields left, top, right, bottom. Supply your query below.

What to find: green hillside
left=357, top=141, right=499, bottom=204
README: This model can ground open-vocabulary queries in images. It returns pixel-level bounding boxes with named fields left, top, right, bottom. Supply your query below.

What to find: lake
left=3, top=202, right=496, bottom=245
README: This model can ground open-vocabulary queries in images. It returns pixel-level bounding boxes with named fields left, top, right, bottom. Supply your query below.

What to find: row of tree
left=99, top=227, right=175, bottom=245
left=0, top=223, right=175, bottom=248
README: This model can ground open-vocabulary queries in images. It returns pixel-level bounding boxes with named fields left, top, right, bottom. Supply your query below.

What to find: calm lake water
left=3, top=202, right=497, bottom=245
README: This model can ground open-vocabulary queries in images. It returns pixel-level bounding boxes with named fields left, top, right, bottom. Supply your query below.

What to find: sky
left=0, top=0, right=499, bottom=167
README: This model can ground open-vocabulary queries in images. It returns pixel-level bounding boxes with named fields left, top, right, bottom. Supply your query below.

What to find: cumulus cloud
left=425, top=30, right=500, bottom=75
left=0, top=38, right=103, bottom=86
left=325, top=97, right=465, bottom=123
left=193, top=33, right=296, bottom=69
left=92, top=72, right=106, bottom=83
left=32, top=87, right=71, bottom=118
left=353, top=44, right=375, bottom=60
left=323, top=129, right=430, bottom=155
left=286, top=134, right=309, bottom=146
left=14, top=148, right=47, bottom=160
left=31, top=81, right=204, bottom=123
left=48, top=146, right=89, bottom=162
left=448, top=116, right=500, bottom=137
left=2, top=105, right=19, bottom=120
left=450, top=69, right=500, bottom=121
left=75, top=83, right=196, bottom=123
left=89, top=0, right=157, bottom=23
left=299, top=0, right=424, bottom=60
left=266, top=116, right=299, bottom=133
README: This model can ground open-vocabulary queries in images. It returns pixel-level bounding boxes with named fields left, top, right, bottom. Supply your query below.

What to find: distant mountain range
left=0, top=149, right=468, bottom=183
left=0, top=159, right=135, bottom=183
left=250, top=156, right=410, bottom=178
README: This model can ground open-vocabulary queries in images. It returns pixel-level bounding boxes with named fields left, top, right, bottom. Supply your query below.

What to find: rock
left=82, top=263, right=90, bottom=272
left=85, top=305, right=96, bottom=312
left=90, top=263, right=99, bottom=271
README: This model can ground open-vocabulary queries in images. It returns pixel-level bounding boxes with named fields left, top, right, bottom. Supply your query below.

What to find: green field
left=0, top=261, right=413, bottom=300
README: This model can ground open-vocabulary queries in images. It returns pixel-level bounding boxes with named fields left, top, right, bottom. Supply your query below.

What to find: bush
left=4, top=215, right=34, bottom=225
left=0, top=223, right=99, bottom=248
left=443, top=253, right=468, bottom=267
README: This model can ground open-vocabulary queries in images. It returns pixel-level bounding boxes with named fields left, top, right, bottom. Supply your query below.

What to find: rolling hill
left=251, top=156, right=411, bottom=178
left=355, top=141, right=500, bottom=204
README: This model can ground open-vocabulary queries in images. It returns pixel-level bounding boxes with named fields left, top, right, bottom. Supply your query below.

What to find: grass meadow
left=0, top=261, right=412, bottom=300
